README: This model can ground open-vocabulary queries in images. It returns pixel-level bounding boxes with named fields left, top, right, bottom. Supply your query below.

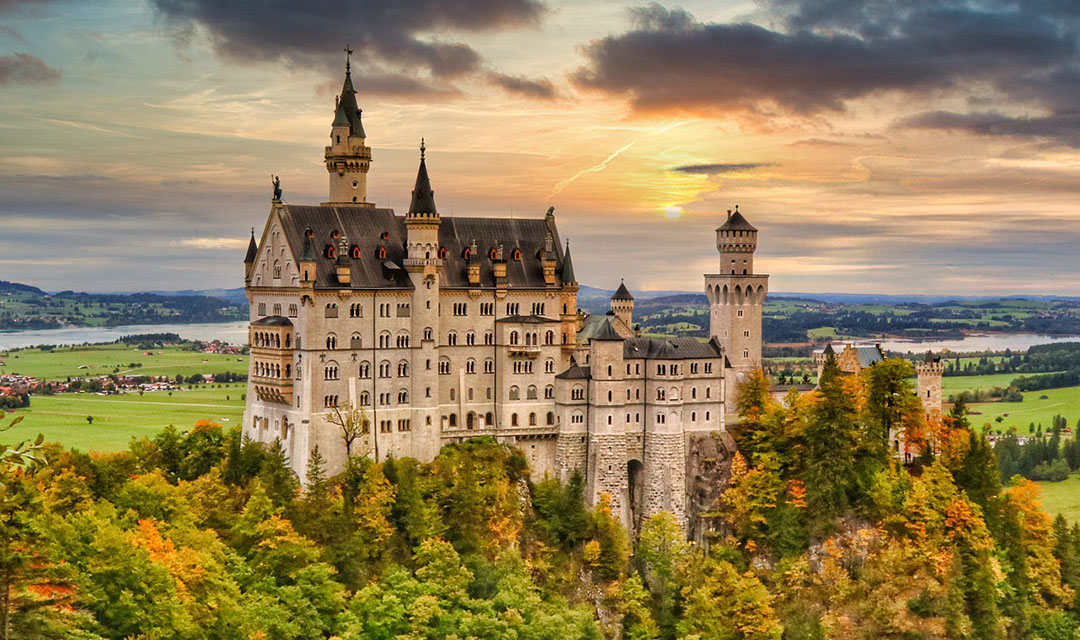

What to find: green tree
left=802, top=354, right=859, bottom=534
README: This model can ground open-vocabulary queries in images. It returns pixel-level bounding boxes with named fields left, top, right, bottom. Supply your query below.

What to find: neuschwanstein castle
left=242, top=60, right=775, bottom=533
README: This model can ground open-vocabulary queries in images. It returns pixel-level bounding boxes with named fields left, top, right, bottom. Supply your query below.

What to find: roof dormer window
left=439, top=247, right=448, bottom=260
left=375, top=246, right=387, bottom=259
left=489, top=248, right=498, bottom=260
left=512, top=248, right=522, bottom=261
left=325, top=245, right=336, bottom=259
left=351, top=245, right=361, bottom=259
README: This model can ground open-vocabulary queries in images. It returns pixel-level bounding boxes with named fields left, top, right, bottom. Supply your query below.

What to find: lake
left=0, top=321, right=250, bottom=350
left=876, top=333, right=1080, bottom=354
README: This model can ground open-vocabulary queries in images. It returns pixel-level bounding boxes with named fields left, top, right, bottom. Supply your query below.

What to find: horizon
left=3, top=0, right=1080, bottom=295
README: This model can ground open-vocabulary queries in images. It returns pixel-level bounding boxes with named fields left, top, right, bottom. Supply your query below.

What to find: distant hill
left=0, top=281, right=246, bottom=331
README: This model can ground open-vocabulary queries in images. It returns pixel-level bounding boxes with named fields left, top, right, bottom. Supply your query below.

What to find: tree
left=676, top=550, right=783, bottom=640
left=85, top=416, right=92, bottom=425
left=325, top=402, right=370, bottom=460
left=802, top=354, right=859, bottom=534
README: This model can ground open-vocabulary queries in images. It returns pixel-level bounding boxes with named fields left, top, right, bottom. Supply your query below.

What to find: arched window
left=398, top=389, right=409, bottom=404
left=512, top=248, right=522, bottom=261
left=350, top=333, right=362, bottom=349
left=509, top=386, right=520, bottom=400
left=529, top=412, right=537, bottom=426
left=423, top=327, right=433, bottom=341
left=510, top=331, right=519, bottom=345
left=546, top=411, right=554, bottom=425
left=447, top=331, right=457, bottom=346
left=398, top=361, right=409, bottom=377
left=359, top=361, right=370, bottom=378
left=545, top=359, right=554, bottom=374
left=486, top=411, right=494, bottom=426
left=545, top=330, right=554, bottom=345
left=527, top=385, right=537, bottom=400
left=360, top=391, right=370, bottom=406
left=375, top=246, right=387, bottom=259
left=379, top=331, right=392, bottom=349
left=326, top=334, right=337, bottom=350
left=466, top=359, right=476, bottom=374
left=545, top=385, right=554, bottom=399
left=449, top=414, right=457, bottom=427
left=325, top=244, right=336, bottom=259
left=511, top=413, right=519, bottom=426
left=351, top=245, right=361, bottom=259
left=439, top=247, right=448, bottom=260
left=489, top=248, right=498, bottom=260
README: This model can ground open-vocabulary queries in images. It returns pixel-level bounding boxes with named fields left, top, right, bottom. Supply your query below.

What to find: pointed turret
left=408, top=139, right=437, bottom=216
left=611, top=279, right=634, bottom=328
left=298, top=228, right=317, bottom=286
left=324, top=48, right=373, bottom=205
left=612, top=281, right=633, bottom=301
left=561, top=241, right=577, bottom=284
left=244, top=228, right=258, bottom=264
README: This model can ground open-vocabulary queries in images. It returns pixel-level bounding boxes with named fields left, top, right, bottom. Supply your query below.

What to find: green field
left=4, top=385, right=245, bottom=451
left=942, top=372, right=1060, bottom=396
left=969, top=385, right=1080, bottom=432
left=1036, top=475, right=1080, bottom=522
left=0, top=343, right=247, bottom=380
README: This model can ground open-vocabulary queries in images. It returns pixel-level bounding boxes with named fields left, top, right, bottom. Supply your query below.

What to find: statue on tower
left=271, top=175, right=282, bottom=202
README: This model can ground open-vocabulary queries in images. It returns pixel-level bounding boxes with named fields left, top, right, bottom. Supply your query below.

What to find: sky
left=2, top=0, right=1080, bottom=295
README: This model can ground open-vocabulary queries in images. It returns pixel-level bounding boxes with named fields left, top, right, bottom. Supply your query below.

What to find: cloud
left=488, top=72, right=555, bottom=99
left=0, top=53, right=60, bottom=85
left=174, top=237, right=250, bottom=250
left=150, top=0, right=546, bottom=93
left=673, top=163, right=768, bottom=174
left=573, top=1, right=1080, bottom=118
left=899, top=110, right=1080, bottom=147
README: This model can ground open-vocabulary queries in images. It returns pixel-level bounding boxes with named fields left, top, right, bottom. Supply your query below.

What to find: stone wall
left=556, top=431, right=588, bottom=481
left=589, top=432, right=629, bottom=523
left=685, top=431, right=738, bottom=545
left=642, top=431, right=687, bottom=529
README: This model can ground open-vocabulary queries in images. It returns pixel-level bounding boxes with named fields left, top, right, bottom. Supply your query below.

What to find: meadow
left=4, top=385, right=246, bottom=451
left=1037, top=475, right=1080, bottom=522
left=0, top=343, right=247, bottom=380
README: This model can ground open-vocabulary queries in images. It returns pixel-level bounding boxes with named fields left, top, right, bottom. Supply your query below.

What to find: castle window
left=529, top=412, right=537, bottom=426
left=324, top=364, right=339, bottom=380
left=737, top=309, right=744, bottom=318
left=326, top=334, right=337, bottom=350
left=512, top=248, right=521, bottom=261
left=743, top=349, right=749, bottom=358
left=527, top=385, right=537, bottom=400
left=288, top=304, right=297, bottom=317
left=691, top=412, right=697, bottom=421
left=511, top=414, right=519, bottom=427
left=396, top=332, right=410, bottom=348
left=480, top=303, right=494, bottom=316
left=657, top=364, right=666, bottom=376
left=545, top=330, right=554, bottom=345
left=273, top=261, right=281, bottom=279
left=450, top=388, right=456, bottom=401
left=705, top=363, right=713, bottom=374
left=453, top=302, right=467, bottom=316
left=486, top=411, right=494, bottom=425
left=351, top=333, right=362, bottom=349
left=447, top=331, right=457, bottom=346
left=325, top=245, right=336, bottom=259
left=398, top=389, right=409, bottom=404
left=466, top=359, right=476, bottom=374
left=509, top=386, right=520, bottom=401
left=273, top=303, right=282, bottom=316
left=466, top=331, right=475, bottom=346
left=546, top=411, right=554, bottom=425
left=360, top=391, right=370, bottom=405
left=510, top=331, right=519, bottom=345
left=607, top=365, right=612, bottom=377
left=545, top=359, right=554, bottom=374
left=489, top=248, right=498, bottom=260
left=691, top=387, right=697, bottom=399
left=657, top=388, right=665, bottom=400
left=398, top=419, right=411, bottom=432
left=572, top=386, right=584, bottom=401
left=258, top=303, right=266, bottom=316
left=379, top=361, right=391, bottom=377
left=705, top=411, right=710, bottom=421
left=485, top=331, right=494, bottom=345
left=359, top=361, right=370, bottom=378
left=439, top=247, right=448, bottom=260
left=351, top=245, right=361, bottom=259
left=325, top=303, right=338, bottom=318
left=507, top=302, right=520, bottom=315
left=706, top=387, right=711, bottom=399
left=484, top=359, right=494, bottom=374
left=423, top=327, right=433, bottom=341
left=468, top=388, right=474, bottom=400
left=743, top=330, right=750, bottom=338
left=607, top=390, right=612, bottom=401
left=379, top=331, right=391, bottom=348
left=398, top=361, right=409, bottom=377
left=375, top=246, right=387, bottom=259
left=545, top=385, right=554, bottom=399
left=439, top=358, right=451, bottom=375
left=449, top=414, right=458, bottom=427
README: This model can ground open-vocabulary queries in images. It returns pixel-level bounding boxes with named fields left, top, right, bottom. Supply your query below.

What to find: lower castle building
left=242, top=60, right=764, bottom=531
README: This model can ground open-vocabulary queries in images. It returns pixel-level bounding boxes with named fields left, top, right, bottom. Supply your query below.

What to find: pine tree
left=803, top=354, right=859, bottom=534
left=955, top=429, right=1001, bottom=514
left=259, top=438, right=299, bottom=507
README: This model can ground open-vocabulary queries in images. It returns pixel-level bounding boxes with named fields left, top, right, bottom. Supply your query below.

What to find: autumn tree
left=325, top=401, right=370, bottom=459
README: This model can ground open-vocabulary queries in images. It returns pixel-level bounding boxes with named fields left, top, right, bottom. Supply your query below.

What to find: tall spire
left=561, top=240, right=577, bottom=284
left=244, top=227, right=258, bottom=264
left=333, top=49, right=365, bottom=138
left=408, top=139, right=437, bottom=215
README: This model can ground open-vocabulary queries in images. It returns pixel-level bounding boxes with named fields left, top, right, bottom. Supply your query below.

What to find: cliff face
left=686, top=430, right=738, bottom=545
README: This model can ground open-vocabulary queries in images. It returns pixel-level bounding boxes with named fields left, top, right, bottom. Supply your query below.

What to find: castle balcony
left=252, top=377, right=292, bottom=405
left=508, top=345, right=541, bottom=357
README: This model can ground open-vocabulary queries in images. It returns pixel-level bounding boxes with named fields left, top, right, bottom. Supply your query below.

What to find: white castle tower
left=704, top=206, right=768, bottom=414
left=323, top=49, right=373, bottom=205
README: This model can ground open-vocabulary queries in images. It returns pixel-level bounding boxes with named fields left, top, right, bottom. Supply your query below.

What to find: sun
left=664, top=206, right=684, bottom=219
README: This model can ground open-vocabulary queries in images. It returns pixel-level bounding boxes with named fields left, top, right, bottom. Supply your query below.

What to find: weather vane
left=344, top=45, right=353, bottom=72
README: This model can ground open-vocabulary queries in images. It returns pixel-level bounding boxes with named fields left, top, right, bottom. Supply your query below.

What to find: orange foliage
left=787, top=479, right=807, bottom=509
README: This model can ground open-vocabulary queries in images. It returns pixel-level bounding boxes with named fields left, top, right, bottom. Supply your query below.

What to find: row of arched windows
left=253, top=331, right=290, bottom=349
left=508, top=385, right=554, bottom=400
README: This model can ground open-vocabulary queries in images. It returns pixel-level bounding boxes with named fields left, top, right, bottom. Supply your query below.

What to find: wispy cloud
left=173, top=237, right=249, bottom=250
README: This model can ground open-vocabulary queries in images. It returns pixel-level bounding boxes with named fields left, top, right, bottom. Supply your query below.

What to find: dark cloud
left=900, top=110, right=1080, bottom=147
left=673, top=163, right=768, bottom=174
left=0, top=0, right=50, bottom=14
left=150, top=0, right=546, bottom=90
left=0, top=25, right=26, bottom=42
left=488, top=71, right=555, bottom=99
left=0, top=52, right=60, bottom=85
left=573, top=1, right=1080, bottom=117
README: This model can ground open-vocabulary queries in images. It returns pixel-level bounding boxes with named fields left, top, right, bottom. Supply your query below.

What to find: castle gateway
left=242, top=61, right=763, bottom=533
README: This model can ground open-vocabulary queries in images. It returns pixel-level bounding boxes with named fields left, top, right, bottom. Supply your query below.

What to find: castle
left=241, top=61, right=766, bottom=532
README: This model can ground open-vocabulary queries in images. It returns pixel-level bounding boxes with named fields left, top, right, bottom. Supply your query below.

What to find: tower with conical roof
left=610, top=280, right=634, bottom=331
left=704, top=206, right=769, bottom=414
left=324, top=49, right=373, bottom=205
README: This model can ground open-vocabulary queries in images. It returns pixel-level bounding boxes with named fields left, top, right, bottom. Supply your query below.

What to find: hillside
left=0, top=280, right=246, bottom=330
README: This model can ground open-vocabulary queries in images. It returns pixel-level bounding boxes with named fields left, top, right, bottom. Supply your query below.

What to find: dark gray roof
left=823, top=343, right=835, bottom=355
left=623, top=336, right=723, bottom=360
left=555, top=363, right=591, bottom=379
left=854, top=345, right=884, bottom=368
left=244, top=229, right=258, bottom=263
left=276, top=205, right=569, bottom=290
left=333, top=70, right=365, bottom=138
left=591, top=319, right=624, bottom=341
left=252, top=316, right=293, bottom=326
left=561, top=243, right=576, bottom=283
left=612, top=281, right=633, bottom=301
left=300, top=228, right=317, bottom=261
left=717, top=209, right=757, bottom=232
left=496, top=314, right=557, bottom=324
left=408, top=151, right=437, bottom=215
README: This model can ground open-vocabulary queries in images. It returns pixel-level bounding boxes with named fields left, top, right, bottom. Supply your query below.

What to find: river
left=874, top=333, right=1080, bottom=354
left=0, top=321, right=250, bottom=350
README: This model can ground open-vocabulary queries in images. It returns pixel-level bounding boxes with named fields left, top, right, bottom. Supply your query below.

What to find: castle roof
left=612, top=281, right=634, bottom=301
left=244, top=228, right=258, bottom=264
left=561, top=242, right=577, bottom=283
left=496, top=314, right=557, bottom=324
left=590, top=318, right=624, bottom=341
left=408, top=142, right=437, bottom=215
left=623, top=336, right=723, bottom=360
left=275, top=205, right=569, bottom=290
left=333, top=68, right=365, bottom=138
left=717, top=208, right=757, bottom=232
left=251, top=315, right=292, bottom=326
left=555, top=362, right=591, bottom=380
left=923, top=350, right=940, bottom=363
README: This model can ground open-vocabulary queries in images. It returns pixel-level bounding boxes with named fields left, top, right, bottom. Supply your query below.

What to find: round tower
left=610, top=280, right=634, bottom=330
left=324, top=50, right=373, bottom=205
left=915, top=351, right=944, bottom=419
left=704, top=206, right=768, bottom=380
